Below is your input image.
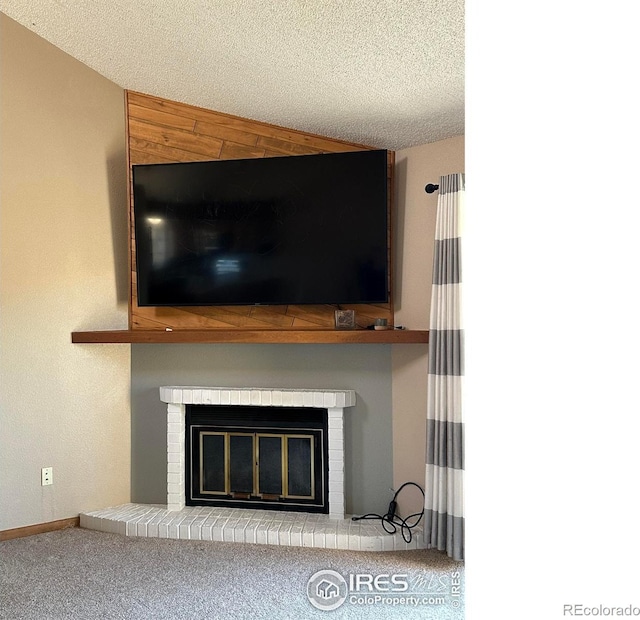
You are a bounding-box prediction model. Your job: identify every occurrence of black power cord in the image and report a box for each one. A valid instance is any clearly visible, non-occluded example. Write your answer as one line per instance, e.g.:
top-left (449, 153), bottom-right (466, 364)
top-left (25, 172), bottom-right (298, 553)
top-left (351, 481), bottom-right (426, 543)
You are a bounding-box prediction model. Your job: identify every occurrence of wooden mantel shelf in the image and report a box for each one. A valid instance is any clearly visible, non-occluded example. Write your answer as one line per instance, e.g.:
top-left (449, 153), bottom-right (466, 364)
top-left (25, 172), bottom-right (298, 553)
top-left (71, 329), bottom-right (429, 345)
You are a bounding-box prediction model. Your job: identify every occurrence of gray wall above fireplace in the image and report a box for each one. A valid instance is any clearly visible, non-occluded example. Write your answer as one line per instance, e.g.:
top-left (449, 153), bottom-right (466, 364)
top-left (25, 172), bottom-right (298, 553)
top-left (130, 344), bottom-right (394, 516)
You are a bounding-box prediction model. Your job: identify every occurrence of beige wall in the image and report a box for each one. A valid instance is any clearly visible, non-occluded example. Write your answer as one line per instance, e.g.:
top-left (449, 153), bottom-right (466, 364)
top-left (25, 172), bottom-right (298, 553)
top-left (0, 16), bottom-right (130, 530)
top-left (391, 136), bottom-right (465, 516)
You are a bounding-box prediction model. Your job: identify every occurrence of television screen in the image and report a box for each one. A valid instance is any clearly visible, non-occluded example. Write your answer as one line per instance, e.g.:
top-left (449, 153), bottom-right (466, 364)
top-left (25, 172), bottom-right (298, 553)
top-left (132, 149), bottom-right (389, 307)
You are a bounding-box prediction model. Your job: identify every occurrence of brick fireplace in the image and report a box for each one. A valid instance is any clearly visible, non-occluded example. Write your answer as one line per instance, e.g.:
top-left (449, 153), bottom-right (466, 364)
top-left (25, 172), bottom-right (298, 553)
top-left (160, 386), bottom-right (354, 519)
top-left (80, 386), bottom-right (426, 551)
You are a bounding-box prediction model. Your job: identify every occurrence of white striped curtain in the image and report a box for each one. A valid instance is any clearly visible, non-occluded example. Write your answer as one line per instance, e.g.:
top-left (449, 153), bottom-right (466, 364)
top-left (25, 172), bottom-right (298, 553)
top-left (424, 173), bottom-right (465, 561)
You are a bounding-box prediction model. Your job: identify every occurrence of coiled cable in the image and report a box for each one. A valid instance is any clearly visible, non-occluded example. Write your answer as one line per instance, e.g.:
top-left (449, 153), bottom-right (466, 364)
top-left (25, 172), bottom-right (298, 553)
top-left (351, 481), bottom-right (425, 544)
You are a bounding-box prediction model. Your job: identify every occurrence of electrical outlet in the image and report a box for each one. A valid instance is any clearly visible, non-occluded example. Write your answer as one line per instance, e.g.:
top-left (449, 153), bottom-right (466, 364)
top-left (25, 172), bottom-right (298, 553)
top-left (41, 467), bottom-right (53, 486)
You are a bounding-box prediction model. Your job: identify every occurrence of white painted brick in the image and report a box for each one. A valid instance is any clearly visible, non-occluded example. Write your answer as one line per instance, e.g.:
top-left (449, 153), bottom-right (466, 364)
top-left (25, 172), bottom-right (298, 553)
top-left (179, 520), bottom-right (195, 539)
top-left (167, 442), bottom-right (183, 455)
top-left (167, 403), bottom-right (184, 415)
top-left (329, 428), bottom-right (343, 441)
top-left (99, 518), bottom-right (115, 535)
top-left (221, 390), bottom-right (231, 405)
top-left (81, 515), bottom-right (96, 529)
top-left (255, 525), bottom-right (268, 545)
top-left (244, 523), bottom-right (258, 544)
top-left (211, 521), bottom-right (225, 542)
top-left (200, 522), bottom-right (213, 541)
top-left (125, 521), bottom-right (138, 536)
top-left (393, 536), bottom-right (410, 551)
top-left (167, 494), bottom-right (184, 509)
top-left (250, 390), bottom-right (262, 405)
top-left (278, 525), bottom-right (291, 546)
top-left (326, 533), bottom-right (338, 549)
top-left (99, 517), bottom-right (115, 534)
top-left (222, 521), bottom-right (235, 542)
top-left (167, 450), bottom-right (184, 465)
top-left (267, 526), bottom-right (280, 545)
top-left (312, 531), bottom-right (326, 548)
top-left (323, 393), bottom-right (336, 408)
top-left (330, 499), bottom-right (345, 511)
top-left (233, 522), bottom-right (248, 543)
top-left (302, 530), bottom-right (314, 547)
top-left (361, 536), bottom-right (383, 552)
top-left (336, 532), bottom-right (349, 549)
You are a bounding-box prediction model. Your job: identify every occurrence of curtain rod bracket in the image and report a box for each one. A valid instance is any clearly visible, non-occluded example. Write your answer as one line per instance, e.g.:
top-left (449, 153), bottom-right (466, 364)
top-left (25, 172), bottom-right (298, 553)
top-left (425, 183), bottom-right (439, 194)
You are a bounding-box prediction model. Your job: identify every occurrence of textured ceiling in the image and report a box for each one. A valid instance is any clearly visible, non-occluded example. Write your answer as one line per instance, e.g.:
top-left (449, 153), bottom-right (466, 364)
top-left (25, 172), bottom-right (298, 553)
top-left (1, 0), bottom-right (464, 150)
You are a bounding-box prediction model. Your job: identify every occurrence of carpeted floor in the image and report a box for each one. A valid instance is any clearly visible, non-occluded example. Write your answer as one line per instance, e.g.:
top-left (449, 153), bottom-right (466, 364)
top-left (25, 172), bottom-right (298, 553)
top-left (0, 527), bottom-right (463, 619)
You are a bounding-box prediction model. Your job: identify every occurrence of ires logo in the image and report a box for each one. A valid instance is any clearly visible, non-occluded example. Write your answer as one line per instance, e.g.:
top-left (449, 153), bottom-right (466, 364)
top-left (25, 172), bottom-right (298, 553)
top-left (306, 570), bottom-right (456, 611)
top-left (307, 570), bottom-right (349, 610)
top-left (307, 571), bottom-right (409, 611)
top-left (348, 574), bottom-right (409, 592)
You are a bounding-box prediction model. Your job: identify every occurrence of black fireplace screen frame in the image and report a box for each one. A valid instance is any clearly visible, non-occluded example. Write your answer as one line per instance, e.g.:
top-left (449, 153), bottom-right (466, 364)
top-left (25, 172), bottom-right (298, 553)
top-left (185, 405), bottom-right (329, 513)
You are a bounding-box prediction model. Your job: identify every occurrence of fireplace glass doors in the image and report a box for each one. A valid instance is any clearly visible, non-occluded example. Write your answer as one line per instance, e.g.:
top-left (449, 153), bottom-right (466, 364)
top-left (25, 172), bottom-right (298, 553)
top-left (186, 405), bottom-right (328, 513)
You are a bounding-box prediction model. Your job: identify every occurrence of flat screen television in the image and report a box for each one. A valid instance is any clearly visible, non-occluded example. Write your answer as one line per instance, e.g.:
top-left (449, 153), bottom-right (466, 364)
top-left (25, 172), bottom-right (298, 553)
top-left (132, 149), bottom-right (389, 307)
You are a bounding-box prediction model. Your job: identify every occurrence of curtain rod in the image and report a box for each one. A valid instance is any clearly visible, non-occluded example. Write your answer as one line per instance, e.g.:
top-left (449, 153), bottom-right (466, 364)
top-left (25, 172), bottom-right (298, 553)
top-left (424, 183), bottom-right (439, 194)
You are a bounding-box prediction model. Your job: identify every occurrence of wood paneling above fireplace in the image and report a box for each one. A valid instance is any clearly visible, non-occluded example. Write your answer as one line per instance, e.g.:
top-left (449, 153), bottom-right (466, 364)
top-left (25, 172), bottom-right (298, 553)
top-left (125, 91), bottom-right (394, 332)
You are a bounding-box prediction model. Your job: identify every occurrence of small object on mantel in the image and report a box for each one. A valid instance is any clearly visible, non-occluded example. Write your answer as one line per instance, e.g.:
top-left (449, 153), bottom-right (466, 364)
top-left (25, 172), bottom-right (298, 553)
top-left (374, 318), bottom-right (388, 330)
top-left (165, 327), bottom-right (173, 331)
top-left (334, 309), bottom-right (356, 330)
